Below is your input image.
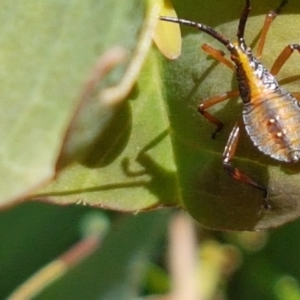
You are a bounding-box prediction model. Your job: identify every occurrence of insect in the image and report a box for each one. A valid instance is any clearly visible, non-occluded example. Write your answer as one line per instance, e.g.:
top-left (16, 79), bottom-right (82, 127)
top-left (160, 0), bottom-right (300, 209)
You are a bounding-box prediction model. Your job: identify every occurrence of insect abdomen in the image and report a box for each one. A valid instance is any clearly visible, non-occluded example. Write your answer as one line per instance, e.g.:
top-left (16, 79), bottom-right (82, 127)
top-left (243, 89), bottom-right (300, 162)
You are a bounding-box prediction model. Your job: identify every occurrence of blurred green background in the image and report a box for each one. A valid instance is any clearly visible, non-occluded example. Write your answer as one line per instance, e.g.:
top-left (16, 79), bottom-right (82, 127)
top-left (2, 203), bottom-right (300, 300)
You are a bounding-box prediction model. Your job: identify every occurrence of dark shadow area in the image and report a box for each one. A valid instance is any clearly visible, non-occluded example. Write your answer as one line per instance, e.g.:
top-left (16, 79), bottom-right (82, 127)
top-left (37, 129), bottom-right (179, 209)
top-left (82, 101), bottom-right (132, 168)
top-left (121, 129), bottom-right (178, 207)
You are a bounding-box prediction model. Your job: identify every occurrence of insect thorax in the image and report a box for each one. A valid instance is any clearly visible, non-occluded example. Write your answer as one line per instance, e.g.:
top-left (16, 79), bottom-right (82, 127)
top-left (233, 47), bottom-right (279, 105)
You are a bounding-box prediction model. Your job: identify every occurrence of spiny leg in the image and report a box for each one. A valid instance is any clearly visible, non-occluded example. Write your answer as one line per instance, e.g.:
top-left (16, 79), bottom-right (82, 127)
top-left (198, 90), bottom-right (239, 139)
top-left (201, 44), bottom-right (235, 71)
top-left (199, 44), bottom-right (237, 138)
top-left (271, 44), bottom-right (300, 76)
top-left (199, 42), bottom-right (238, 138)
top-left (256, 10), bottom-right (277, 58)
top-left (292, 92), bottom-right (300, 102)
top-left (256, 0), bottom-right (288, 58)
top-left (223, 122), bottom-right (269, 209)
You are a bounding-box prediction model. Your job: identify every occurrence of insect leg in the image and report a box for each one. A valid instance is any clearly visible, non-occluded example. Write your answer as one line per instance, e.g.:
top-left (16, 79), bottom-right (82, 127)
top-left (223, 121), bottom-right (269, 209)
top-left (271, 44), bottom-right (300, 76)
top-left (198, 90), bottom-right (239, 139)
top-left (256, 0), bottom-right (288, 58)
top-left (256, 11), bottom-right (277, 58)
top-left (201, 44), bottom-right (235, 70)
top-left (292, 92), bottom-right (300, 102)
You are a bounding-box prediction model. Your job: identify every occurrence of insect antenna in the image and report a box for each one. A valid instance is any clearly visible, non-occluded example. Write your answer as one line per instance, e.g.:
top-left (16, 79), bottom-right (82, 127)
top-left (275, 0), bottom-right (288, 14)
top-left (237, 0), bottom-right (251, 42)
top-left (159, 16), bottom-right (234, 52)
top-left (237, 0), bottom-right (287, 42)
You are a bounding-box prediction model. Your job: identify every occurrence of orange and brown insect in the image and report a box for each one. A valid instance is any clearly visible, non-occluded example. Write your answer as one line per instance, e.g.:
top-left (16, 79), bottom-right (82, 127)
top-left (160, 0), bottom-right (300, 209)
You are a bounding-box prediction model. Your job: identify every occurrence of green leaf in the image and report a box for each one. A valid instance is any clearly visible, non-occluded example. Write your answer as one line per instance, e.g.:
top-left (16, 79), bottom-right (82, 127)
top-left (4, 0), bottom-right (300, 230)
top-left (36, 46), bottom-right (179, 210)
top-left (0, 0), bottom-right (144, 204)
